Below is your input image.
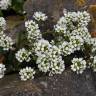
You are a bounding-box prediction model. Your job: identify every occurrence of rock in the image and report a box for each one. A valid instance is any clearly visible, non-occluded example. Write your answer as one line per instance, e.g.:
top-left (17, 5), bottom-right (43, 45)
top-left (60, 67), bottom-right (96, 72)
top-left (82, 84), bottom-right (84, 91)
top-left (4, 22), bottom-right (25, 42)
top-left (23, 0), bottom-right (96, 21)
top-left (24, 0), bottom-right (78, 22)
top-left (0, 69), bottom-right (96, 96)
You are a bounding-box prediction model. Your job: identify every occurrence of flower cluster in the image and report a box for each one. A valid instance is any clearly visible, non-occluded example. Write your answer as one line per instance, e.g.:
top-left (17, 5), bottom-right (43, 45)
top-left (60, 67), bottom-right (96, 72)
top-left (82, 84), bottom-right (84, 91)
top-left (90, 38), bottom-right (96, 53)
top-left (36, 44), bottom-right (65, 75)
top-left (58, 34), bottom-right (84, 56)
top-left (14, 10), bottom-right (96, 81)
top-left (15, 48), bottom-right (31, 63)
top-left (77, 11), bottom-right (91, 27)
top-left (0, 0), bottom-right (11, 10)
top-left (19, 67), bottom-right (35, 81)
top-left (71, 27), bottom-right (91, 44)
top-left (49, 53), bottom-right (65, 76)
top-left (33, 12), bottom-right (47, 21)
top-left (0, 32), bottom-right (13, 50)
top-left (64, 11), bottom-right (90, 29)
top-left (89, 56), bottom-right (96, 72)
top-left (36, 53), bottom-right (50, 73)
top-left (54, 10), bottom-right (91, 56)
top-left (69, 35), bottom-right (84, 51)
top-left (25, 20), bottom-right (42, 42)
top-left (71, 58), bottom-right (86, 74)
top-left (59, 41), bottom-right (74, 56)
top-left (54, 16), bottom-right (67, 36)
top-left (0, 17), bottom-right (6, 30)
top-left (0, 17), bottom-right (13, 51)
top-left (54, 11), bottom-right (90, 35)
top-left (0, 64), bottom-right (6, 79)
top-left (34, 39), bottom-right (52, 55)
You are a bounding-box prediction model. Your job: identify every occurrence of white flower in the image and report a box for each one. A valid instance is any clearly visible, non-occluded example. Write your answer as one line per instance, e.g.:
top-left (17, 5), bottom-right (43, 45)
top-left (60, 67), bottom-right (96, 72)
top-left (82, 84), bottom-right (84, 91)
top-left (15, 48), bottom-right (31, 63)
top-left (0, 64), bottom-right (6, 79)
top-left (90, 38), bottom-right (96, 53)
top-left (54, 16), bottom-right (67, 36)
top-left (25, 20), bottom-right (42, 42)
top-left (0, 32), bottom-right (13, 51)
top-left (0, 0), bottom-right (11, 10)
top-left (0, 17), bottom-right (6, 30)
top-left (71, 27), bottom-right (91, 44)
top-left (77, 11), bottom-right (91, 27)
top-left (71, 58), bottom-right (86, 74)
top-left (59, 41), bottom-right (74, 56)
top-left (90, 56), bottom-right (96, 72)
top-left (49, 55), bottom-right (65, 76)
top-left (34, 39), bottom-right (52, 55)
top-left (36, 53), bottom-right (50, 73)
top-left (58, 34), bottom-right (84, 56)
top-left (33, 12), bottom-right (47, 21)
top-left (19, 67), bottom-right (35, 81)
top-left (69, 35), bottom-right (84, 51)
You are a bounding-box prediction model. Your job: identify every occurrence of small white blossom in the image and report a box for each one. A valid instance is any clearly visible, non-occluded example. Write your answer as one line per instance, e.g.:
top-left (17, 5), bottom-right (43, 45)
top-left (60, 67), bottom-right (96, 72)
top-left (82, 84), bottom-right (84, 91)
top-left (33, 12), bottom-right (47, 21)
top-left (0, 17), bottom-right (6, 30)
top-left (36, 53), bottom-right (50, 73)
top-left (0, 0), bottom-right (11, 10)
top-left (77, 11), bottom-right (91, 27)
top-left (15, 48), bottom-right (31, 63)
top-left (71, 58), bottom-right (86, 74)
top-left (59, 41), bottom-right (74, 56)
top-left (0, 64), bottom-right (6, 79)
top-left (0, 32), bottom-right (13, 50)
top-left (54, 16), bottom-right (67, 35)
top-left (25, 20), bottom-right (42, 42)
top-left (19, 67), bottom-right (35, 81)
top-left (71, 27), bottom-right (91, 43)
top-left (90, 56), bottom-right (96, 72)
top-left (49, 55), bottom-right (65, 76)
top-left (90, 38), bottom-right (96, 53)
top-left (69, 35), bottom-right (84, 51)
top-left (34, 39), bottom-right (52, 55)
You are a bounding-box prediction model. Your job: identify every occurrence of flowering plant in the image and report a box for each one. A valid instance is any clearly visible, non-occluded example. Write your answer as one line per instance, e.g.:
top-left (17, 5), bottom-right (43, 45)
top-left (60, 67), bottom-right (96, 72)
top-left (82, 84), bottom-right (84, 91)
top-left (71, 58), bottom-right (86, 74)
top-left (19, 67), bottom-right (35, 81)
top-left (0, 9), bottom-right (96, 81)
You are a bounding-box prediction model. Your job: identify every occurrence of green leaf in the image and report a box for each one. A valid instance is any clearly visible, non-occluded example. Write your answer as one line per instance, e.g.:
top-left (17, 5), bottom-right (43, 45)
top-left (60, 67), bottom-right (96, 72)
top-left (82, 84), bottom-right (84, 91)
top-left (11, 0), bottom-right (25, 14)
top-left (0, 47), bottom-right (4, 54)
top-left (0, 10), bottom-right (3, 17)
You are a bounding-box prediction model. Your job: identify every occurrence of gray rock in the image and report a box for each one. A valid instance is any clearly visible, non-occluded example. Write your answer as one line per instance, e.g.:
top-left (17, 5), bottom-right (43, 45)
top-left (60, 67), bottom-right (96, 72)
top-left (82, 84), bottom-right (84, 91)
top-left (23, 0), bottom-right (77, 22)
top-left (0, 69), bottom-right (96, 96)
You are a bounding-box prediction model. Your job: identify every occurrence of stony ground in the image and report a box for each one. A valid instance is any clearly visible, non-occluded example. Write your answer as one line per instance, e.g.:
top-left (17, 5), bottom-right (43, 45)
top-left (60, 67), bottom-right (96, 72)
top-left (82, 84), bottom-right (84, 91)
top-left (0, 69), bottom-right (96, 96)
